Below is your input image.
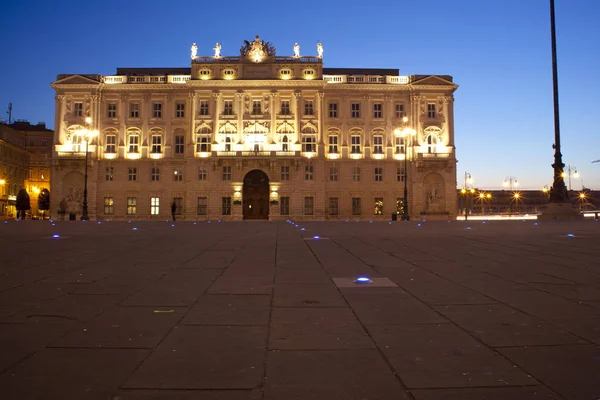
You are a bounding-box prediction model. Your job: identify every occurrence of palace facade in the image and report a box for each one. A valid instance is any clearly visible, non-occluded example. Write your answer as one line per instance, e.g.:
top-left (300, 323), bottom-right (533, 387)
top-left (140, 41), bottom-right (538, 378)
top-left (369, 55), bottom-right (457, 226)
top-left (50, 37), bottom-right (458, 221)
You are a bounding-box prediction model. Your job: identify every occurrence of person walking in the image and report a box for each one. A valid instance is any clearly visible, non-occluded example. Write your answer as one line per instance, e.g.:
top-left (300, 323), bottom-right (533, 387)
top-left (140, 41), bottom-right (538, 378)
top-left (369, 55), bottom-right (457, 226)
top-left (171, 201), bottom-right (176, 222)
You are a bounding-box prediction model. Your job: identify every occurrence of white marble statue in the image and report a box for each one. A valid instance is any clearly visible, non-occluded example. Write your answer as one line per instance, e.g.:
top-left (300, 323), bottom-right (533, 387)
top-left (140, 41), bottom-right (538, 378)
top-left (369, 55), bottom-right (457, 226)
top-left (190, 42), bottom-right (198, 59)
top-left (293, 42), bottom-right (300, 58)
top-left (317, 42), bottom-right (323, 58)
top-left (213, 42), bottom-right (221, 58)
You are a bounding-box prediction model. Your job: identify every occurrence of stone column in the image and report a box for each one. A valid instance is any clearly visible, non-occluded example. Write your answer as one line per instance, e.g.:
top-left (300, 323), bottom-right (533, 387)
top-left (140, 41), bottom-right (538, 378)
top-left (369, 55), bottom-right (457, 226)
top-left (119, 95), bottom-right (128, 158)
top-left (270, 91), bottom-right (278, 145)
top-left (54, 95), bottom-right (65, 145)
top-left (212, 91), bottom-right (220, 145)
top-left (236, 92), bottom-right (244, 145)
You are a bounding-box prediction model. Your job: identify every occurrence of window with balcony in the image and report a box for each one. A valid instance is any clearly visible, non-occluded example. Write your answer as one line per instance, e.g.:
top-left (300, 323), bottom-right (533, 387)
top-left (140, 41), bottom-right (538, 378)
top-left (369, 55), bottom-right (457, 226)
top-left (281, 135), bottom-right (289, 152)
top-left (196, 127), bottom-right (211, 153)
top-left (107, 103), bottom-right (117, 118)
top-left (224, 136), bottom-right (232, 152)
top-left (301, 127), bottom-right (316, 153)
top-left (373, 135), bottom-right (383, 154)
top-left (395, 136), bottom-right (405, 154)
top-left (128, 134), bottom-right (139, 153)
top-left (175, 135), bottom-right (185, 154)
top-left (105, 134), bottom-right (116, 154)
top-left (426, 133), bottom-right (438, 154)
top-left (328, 135), bottom-right (338, 154)
top-left (151, 134), bottom-right (162, 154)
top-left (373, 103), bottom-right (383, 118)
top-left (351, 103), bottom-right (361, 118)
top-left (351, 135), bottom-right (361, 154)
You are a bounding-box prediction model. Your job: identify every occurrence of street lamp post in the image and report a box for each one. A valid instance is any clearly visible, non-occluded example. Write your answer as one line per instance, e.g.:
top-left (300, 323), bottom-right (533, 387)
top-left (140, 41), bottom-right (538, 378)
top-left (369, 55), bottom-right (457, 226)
top-left (78, 117), bottom-right (98, 221)
top-left (461, 172), bottom-right (473, 220)
top-left (503, 176), bottom-right (518, 217)
top-left (394, 117), bottom-right (416, 221)
top-left (561, 164), bottom-right (579, 192)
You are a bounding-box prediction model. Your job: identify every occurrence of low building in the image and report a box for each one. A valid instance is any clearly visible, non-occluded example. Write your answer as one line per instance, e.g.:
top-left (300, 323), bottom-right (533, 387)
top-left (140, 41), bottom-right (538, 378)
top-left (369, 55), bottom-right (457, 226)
top-left (50, 36), bottom-right (458, 221)
top-left (0, 125), bottom-right (30, 218)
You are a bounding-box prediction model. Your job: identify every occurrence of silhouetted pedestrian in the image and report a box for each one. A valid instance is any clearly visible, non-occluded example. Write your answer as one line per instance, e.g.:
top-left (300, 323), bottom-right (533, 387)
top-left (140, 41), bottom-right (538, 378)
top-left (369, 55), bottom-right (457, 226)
top-left (171, 201), bottom-right (176, 221)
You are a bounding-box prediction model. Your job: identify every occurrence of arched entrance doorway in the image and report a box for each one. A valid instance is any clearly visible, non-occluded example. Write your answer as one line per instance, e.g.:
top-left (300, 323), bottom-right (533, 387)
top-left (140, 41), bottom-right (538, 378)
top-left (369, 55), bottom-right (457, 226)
top-left (243, 169), bottom-right (269, 220)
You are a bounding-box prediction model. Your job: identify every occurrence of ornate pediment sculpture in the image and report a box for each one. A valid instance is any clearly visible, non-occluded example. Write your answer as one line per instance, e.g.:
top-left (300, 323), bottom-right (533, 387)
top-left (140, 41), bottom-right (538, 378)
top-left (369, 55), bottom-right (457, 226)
top-left (240, 35), bottom-right (276, 61)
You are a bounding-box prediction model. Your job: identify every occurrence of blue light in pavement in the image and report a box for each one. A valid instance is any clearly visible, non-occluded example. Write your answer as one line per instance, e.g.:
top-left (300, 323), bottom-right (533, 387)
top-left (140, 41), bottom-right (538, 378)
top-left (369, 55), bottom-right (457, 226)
top-left (132, 227), bottom-right (138, 231)
top-left (313, 235), bottom-right (320, 239)
top-left (534, 222), bottom-right (539, 226)
top-left (369, 220), bottom-right (372, 223)
top-left (567, 233), bottom-right (574, 237)
top-left (52, 234), bottom-right (59, 238)
top-left (354, 276), bottom-right (373, 284)
top-left (193, 222), bottom-right (197, 225)
top-left (482, 221), bottom-right (486, 224)
top-left (171, 224), bottom-right (175, 227)
top-left (388, 222), bottom-right (392, 224)
top-left (301, 228), bottom-right (305, 231)
top-left (417, 223), bottom-right (421, 227)
top-left (51, 223), bottom-right (55, 226)
top-left (97, 221), bottom-right (101, 224)
top-left (208, 221), bottom-right (211, 223)
top-left (466, 227), bottom-right (471, 230)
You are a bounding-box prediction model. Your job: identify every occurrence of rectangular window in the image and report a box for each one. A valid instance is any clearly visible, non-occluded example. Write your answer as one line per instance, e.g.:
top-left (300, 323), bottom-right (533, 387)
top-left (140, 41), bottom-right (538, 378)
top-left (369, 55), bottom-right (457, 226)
top-left (351, 103), bottom-right (361, 118)
top-left (107, 103), bottom-right (117, 118)
top-left (130, 103), bottom-right (139, 118)
top-left (153, 103), bottom-right (162, 118)
top-left (127, 197), bottom-right (137, 215)
top-left (395, 103), bottom-right (405, 118)
top-left (222, 166), bottom-right (232, 181)
top-left (304, 165), bottom-right (313, 181)
top-left (175, 135), bottom-right (185, 154)
top-left (329, 197), bottom-right (339, 216)
top-left (304, 197), bottom-right (314, 215)
top-left (173, 197), bottom-right (183, 215)
top-left (104, 197), bottom-right (114, 214)
top-left (176, 103), bottom-right (185, 118)
top-left (304, 100), bottom-right (314, 115)
top-left (375, 167), bottom-right (383, 182)
top-left (329, 167), bottom-right (338, 182)
top-left (196, 135), bottom-right (211, 153)
top-left (198, 166), bottom-right (207, 180)
top-left (105, 166), bottom-right (114, 181)
top-left (301, 135), bottom-right (316, 153)
top-left (151, 167), bottom-right (160, 181)
top-left (105, 134), bottom-right (116, 153)
top-left (222, 197), bottom-right (231, 215)
top-left (328, 135), bottom-right (338, 154)
top-left (173, 169), bottom-right (183, 181)
top-left (280, 100), bottom-right (290, 115)
top-left (150, 197), bottom-right (160, 215)
top-left (374, 198), bottom-right (384, 215)
top-left (128, 135), bottom-right (139, 153)
top-left (151, 135), bottom-right (162, 153)
top-left (223, 100), bottom-right (233, 115)
top-left (373, 135), bottom-right (383, 154)
top-left (351, 135), bottom-right (361, 154)
top-left (252, 100), bottom-right (262, 115)
top-left (328, 102), bottom-right (338, 118)
top-left (280, 166), bottom-right (290, 181)
top-left (41, 140), bottom-right (47, 147)
top-left (199, 100), bottom-right (209, 116)
top-left (352, 167), bottom-right (360, 182)
top-left (352, 197), bottom-right (362, 216)
top-left (397, 167), bottom-right (405, 182)
top-left (395, 136), bottom-right (405, 154)
top-left (427, 103), bottom-right (436, 118)
top-left (197, 197), bottom-right (207, 216)
top-left (280, 197), bottom-right (290, 215)
top-left (373, 103), bottom-right (383, 118)
top-left (128, 167), bottom-right (137, 181)
top-left (74, 102), bottom-right (83, 117)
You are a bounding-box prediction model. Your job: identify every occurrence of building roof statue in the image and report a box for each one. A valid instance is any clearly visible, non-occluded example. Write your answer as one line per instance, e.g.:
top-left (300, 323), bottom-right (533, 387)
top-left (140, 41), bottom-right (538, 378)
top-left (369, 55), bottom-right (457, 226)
top-left (317, 42), bottom-right (323, 58)
top-left (293, 42), bottom-right (300, 58)
top-left (190, 43), bottom-right (198, 60)
top-left (213, 42), bottom-right (221, 58)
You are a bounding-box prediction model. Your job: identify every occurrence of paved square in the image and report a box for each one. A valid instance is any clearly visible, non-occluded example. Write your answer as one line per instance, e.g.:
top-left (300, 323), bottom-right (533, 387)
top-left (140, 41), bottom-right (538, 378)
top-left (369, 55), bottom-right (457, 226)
top-left (0, 219), bottom-right (599, 399)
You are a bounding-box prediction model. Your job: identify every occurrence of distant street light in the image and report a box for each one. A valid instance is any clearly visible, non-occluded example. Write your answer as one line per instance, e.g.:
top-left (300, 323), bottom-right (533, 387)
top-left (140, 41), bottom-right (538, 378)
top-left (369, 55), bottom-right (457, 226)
top-left (77, 117), bottom-right (98, 221)
top-left (560, 165), bottom-right (579, 191)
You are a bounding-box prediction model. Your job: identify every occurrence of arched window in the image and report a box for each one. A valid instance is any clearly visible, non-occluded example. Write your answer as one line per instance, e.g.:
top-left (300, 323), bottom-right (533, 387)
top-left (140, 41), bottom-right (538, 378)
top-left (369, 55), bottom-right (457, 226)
top-left (104, 129), bottom-right (117, 154)
top-left (127, 129), bottom-right (141, 154)
top-left (301, 125), bottom-right (316, 153)
top-left (350, 129), bottom-right (362, 154)
top-left (196, 126), bottom-right (212, 153)
top-left (150, 129), bottom-right (163, 154)
top-left (282, 135), bottom-right (289, 152)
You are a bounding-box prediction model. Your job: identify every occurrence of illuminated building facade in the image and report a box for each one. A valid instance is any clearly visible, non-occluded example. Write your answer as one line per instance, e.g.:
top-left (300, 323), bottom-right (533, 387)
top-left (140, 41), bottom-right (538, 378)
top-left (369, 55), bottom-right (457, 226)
top-left (50, 36), bottom-right (458, 221)
top-left (0, 124), bottom-right (30, 218)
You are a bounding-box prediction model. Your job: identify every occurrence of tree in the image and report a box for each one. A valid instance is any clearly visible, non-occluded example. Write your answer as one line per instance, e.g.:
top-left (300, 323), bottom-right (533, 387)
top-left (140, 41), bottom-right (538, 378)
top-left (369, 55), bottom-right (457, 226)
top-left (16, 189), bottom-right (31, 220)
top-left (38, 189), bottom-right (50, 219)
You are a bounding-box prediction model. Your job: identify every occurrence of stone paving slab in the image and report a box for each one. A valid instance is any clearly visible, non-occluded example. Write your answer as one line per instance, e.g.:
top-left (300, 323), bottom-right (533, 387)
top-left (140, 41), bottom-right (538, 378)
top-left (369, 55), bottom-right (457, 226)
top-left (0, 219), bottom-right (599, 399)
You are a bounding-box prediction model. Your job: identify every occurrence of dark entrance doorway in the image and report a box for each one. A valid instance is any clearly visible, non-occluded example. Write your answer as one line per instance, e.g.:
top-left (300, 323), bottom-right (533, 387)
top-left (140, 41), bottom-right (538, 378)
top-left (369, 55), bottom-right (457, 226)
top-left (243, 169), bottom-right (269, 220)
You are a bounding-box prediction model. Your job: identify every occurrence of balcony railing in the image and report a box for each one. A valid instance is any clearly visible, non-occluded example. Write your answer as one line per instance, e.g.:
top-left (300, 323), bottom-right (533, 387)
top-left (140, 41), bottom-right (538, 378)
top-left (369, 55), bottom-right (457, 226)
top-left (324, 75), bottom-right (409, 84)
top-left (103, 75), bottom-right (190, 84)
top-left (193, 56), bottom-right (321, 63)
top-left (419, 153), bottom-right (451, 159)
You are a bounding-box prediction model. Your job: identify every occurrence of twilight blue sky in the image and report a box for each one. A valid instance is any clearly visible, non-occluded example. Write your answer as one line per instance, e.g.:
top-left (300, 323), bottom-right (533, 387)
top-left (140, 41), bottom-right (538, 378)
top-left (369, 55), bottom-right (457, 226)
top-left (1, 0), bottom-right (599, 190)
